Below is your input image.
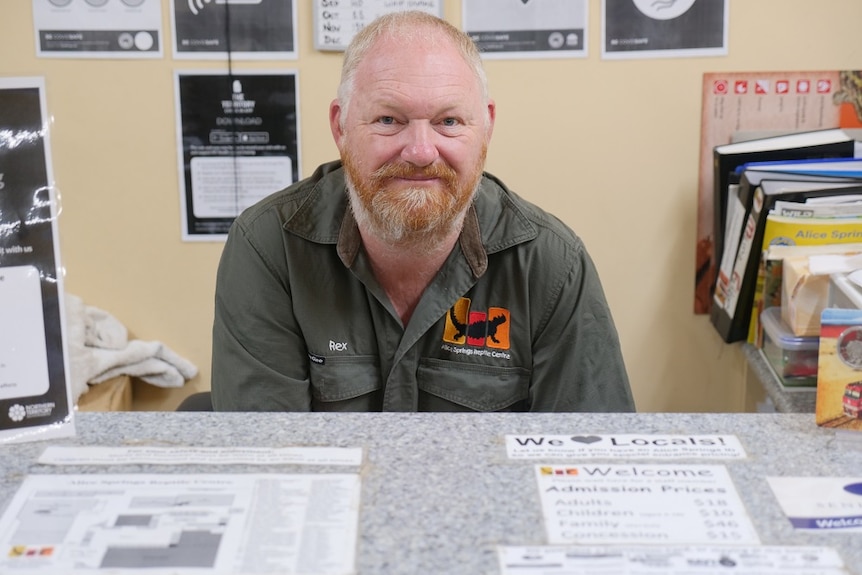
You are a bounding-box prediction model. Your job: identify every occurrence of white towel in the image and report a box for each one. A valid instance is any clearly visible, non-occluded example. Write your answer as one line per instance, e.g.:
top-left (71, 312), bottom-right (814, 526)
top-left (64, 294), bottom-right (90, 401)
top-left (64, 293), bottom-right (198, 401)
top-left (88, 340), bottom-right (198, 388)
top-left (83, 303), bottom-right (128, 350)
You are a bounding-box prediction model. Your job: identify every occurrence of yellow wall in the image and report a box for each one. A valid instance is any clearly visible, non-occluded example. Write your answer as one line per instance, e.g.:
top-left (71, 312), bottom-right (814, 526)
top-left (2, 0), bottom-right (860, 411)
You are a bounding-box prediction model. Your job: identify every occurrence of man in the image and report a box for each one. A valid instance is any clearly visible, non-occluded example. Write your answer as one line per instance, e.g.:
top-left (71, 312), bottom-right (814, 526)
top-left (211, 11), bottom-right (635, 412)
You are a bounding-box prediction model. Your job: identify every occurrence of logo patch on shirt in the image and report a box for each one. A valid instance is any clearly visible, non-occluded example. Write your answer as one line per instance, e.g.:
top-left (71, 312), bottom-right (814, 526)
top-left (443, 297), bottom-right (510, 350)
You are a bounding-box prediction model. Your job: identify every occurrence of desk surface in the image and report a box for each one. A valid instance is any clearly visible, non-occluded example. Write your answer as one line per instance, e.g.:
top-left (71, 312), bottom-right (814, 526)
top-left (2, 412), bottom-right (860, 574)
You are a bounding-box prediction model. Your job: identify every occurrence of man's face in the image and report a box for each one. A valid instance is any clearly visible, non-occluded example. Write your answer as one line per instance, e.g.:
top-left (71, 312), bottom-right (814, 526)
top-left (330, 34), bottom-right (495, 246)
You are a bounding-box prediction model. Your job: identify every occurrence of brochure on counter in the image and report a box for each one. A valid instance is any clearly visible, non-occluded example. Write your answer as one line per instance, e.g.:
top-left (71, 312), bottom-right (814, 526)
top-left (0, 473), bottom-right (360, 575)
top-left (498, 544), bottom-right (849, 574)
top-left (38, 445), bottom-right (364, 467)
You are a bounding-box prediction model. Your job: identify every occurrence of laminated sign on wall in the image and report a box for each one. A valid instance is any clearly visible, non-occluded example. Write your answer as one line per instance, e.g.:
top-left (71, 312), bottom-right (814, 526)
top-left (0, 76), bottom-right (75, 444)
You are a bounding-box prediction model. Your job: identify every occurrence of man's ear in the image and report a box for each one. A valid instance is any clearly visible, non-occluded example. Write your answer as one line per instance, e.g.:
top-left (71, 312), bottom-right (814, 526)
top-left (485, 99), bottom-right (497, 142)
top-left (329, 99), bottom-right (344, 148)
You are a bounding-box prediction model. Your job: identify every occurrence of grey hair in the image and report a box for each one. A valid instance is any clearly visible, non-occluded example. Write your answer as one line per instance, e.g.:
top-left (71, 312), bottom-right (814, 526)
top-left (336, 11), bottom-right (489, 128)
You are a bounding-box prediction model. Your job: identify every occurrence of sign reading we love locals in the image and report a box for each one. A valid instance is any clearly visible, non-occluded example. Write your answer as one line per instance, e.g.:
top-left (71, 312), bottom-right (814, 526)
top-left (505, 434), bottom-right (746, 460)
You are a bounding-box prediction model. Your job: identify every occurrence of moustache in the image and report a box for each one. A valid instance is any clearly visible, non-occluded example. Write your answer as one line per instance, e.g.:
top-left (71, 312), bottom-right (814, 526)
top-left (370, 162), bottom-right (458, 184)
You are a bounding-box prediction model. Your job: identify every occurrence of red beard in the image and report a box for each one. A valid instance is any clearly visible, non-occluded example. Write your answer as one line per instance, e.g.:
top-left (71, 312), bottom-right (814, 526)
top-left (342, 148), bottom-right (486, 245)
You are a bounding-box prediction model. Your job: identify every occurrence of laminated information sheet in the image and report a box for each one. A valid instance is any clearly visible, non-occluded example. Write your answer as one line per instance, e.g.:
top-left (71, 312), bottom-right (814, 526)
top-left (506, 434), bottom-right (746, 460)
top-left (499, 545), bottom-right (849, 574)
top-left (767, 476), bottom-right (862, 532)
top-left (535, 463), bottom-right (759, 545)
top-left (38, 446), bottom-right (363, 466)
top-left (0, 473), bottom-right (360, 574)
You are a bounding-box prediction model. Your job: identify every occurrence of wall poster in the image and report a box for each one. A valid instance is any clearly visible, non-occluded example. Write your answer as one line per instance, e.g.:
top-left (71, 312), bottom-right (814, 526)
top-left (32, 0), bottom-right (163, 58)
top-left (174, 71), bottom-right (300, 241)
top-left (602, 0), bottom-right (727, 60)
top-left (171, 0), bottom-right (296, 59)
top-left (462, 0), bottom-right (588, 60)
top-left (313, 0), bottom-right (442, 52)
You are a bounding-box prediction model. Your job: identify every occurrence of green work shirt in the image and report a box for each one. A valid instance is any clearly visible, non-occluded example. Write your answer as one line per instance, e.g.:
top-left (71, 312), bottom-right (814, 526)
top-left (212, 161), bottom-right (634, 412)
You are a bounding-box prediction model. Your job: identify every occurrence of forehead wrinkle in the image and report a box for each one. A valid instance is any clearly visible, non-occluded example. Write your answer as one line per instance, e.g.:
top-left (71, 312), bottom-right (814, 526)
top-left (372, 76), bottom-right (472, 106)
top-left (354, 59), bottom-right (481, 122)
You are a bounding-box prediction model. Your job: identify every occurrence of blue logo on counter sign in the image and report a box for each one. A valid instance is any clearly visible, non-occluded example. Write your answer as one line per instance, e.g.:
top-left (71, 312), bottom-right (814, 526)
top-left (843, 482), bottom-right (862, 496)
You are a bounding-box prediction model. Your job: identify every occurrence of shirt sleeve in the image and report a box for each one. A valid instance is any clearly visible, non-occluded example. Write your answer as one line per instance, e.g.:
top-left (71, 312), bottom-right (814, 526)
top-left (211, 215), bottom-right (312, 411)
top-left (527, 241), bottom-right (636, 413)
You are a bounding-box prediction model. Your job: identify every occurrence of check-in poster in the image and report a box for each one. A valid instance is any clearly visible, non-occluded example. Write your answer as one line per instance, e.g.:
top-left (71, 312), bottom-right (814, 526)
top-left (463, 0), bottom-right (588, 60)
top-left (175, 71), bottom-right (300, 241)
top-left (0, 77), bottom-right (75, 444)
top-left (32, 0), bottom-right (163, 58)
top-left (172, 0), bottom-right (296, 59)
top-left (602, 0), bottom-right (727, 59)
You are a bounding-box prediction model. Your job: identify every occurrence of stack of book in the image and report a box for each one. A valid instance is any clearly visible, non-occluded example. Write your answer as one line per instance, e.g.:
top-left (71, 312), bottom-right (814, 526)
top-left (709, 128), bottom-right (862, 346)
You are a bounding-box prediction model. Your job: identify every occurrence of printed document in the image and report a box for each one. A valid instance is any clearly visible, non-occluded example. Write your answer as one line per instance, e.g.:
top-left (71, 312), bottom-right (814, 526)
top-left (0, 473), bottom-right (360, 574)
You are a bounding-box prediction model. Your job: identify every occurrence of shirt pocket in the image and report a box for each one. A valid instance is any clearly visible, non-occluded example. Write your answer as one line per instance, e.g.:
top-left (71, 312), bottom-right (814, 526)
top-left (309, 355), bottom-right (383, 410)
top-left (417, 358), bottom-right (530, 412)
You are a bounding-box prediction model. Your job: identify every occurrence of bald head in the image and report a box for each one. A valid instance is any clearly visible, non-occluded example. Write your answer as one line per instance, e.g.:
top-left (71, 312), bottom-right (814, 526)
top-left (336, 11), bottom-right (489, 128)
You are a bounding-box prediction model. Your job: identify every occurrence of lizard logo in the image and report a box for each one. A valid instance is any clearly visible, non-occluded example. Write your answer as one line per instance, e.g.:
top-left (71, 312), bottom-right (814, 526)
top-left (443, 297), bottom-right (510, 350)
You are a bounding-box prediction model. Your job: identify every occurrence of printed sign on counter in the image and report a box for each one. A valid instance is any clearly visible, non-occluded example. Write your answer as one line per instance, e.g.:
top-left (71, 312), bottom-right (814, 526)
top-left (499, 545), bottom-right (849, 574)
top-left (39, 445), bottom-right (364, 466)
top-left (0, 473), bottom-right (360, 574)
top-left (768, 476), bottom-right (862, 532)
top-left (536, 463), bottom-right (759, 545)
top-left (507, 434), bottom-right (746, 460)
top-left (0, 77), bottom-right (75, 444)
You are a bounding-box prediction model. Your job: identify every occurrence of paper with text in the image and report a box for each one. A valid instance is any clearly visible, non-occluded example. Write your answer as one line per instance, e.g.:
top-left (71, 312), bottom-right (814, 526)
top-left (536, 463), bottom-right (758, 545)
top-left (0, 473), bottom-right (360, 574)
top-left (499, 544), bottom-right (848, 574)
top-left (507, 434), bottom-right (746, 460)
top-left (38, 446), bottom-right (363, 466)
top-left (767, 476), bottom-right (862, 532)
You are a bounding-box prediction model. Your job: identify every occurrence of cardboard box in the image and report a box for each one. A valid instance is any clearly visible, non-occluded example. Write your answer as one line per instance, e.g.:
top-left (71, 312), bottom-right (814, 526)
top-left (77, 375), bottom-right (133, 412)
top-left (782, 255), bottom-right (831, 337)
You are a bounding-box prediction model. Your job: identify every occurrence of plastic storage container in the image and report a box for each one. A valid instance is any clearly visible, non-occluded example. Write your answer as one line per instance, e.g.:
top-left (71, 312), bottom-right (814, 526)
top-left (760, 306), bottom-right (820, 388)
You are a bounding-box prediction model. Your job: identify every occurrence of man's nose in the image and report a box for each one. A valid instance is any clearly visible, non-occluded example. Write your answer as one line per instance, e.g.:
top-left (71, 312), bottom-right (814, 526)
top-left (400, 122), bottom-right (440, 167)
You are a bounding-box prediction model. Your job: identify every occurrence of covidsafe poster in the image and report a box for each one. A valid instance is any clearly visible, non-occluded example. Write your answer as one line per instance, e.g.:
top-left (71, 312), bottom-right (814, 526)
top-left (0, 76), bottom-right (75, 443)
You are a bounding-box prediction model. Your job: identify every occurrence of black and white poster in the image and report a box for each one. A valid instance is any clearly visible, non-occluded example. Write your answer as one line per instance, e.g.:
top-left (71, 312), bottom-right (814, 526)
top-left (462, 0), bottom-right (588, 60)
top-left (174, 71), bottom-right (300, 241)
top-left (602, 0), bottom-right (728, 59)
top-left (0, 77), bottom-right (75, 444)
top-left (313, 0), bottom-right (443, 52)
top-left (171, 0), bottom-right (296, 59)
top-left (32, 0), bottom-right (163, 58)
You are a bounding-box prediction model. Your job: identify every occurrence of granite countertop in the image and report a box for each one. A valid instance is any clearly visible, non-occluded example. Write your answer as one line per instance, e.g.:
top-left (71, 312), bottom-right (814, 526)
top-left (1, 412), bottom-right (860, 574)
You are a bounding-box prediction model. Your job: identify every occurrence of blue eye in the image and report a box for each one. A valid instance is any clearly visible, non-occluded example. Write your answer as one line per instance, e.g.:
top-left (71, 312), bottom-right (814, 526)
top-left (378, 116), bottom-right (395, 125)
top-left (441, 118), bottom-right (458, 127)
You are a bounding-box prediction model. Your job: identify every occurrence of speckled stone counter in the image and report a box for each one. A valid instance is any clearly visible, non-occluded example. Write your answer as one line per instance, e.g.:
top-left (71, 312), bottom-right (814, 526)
top-left (1, 412), bottom-right (860, 574)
